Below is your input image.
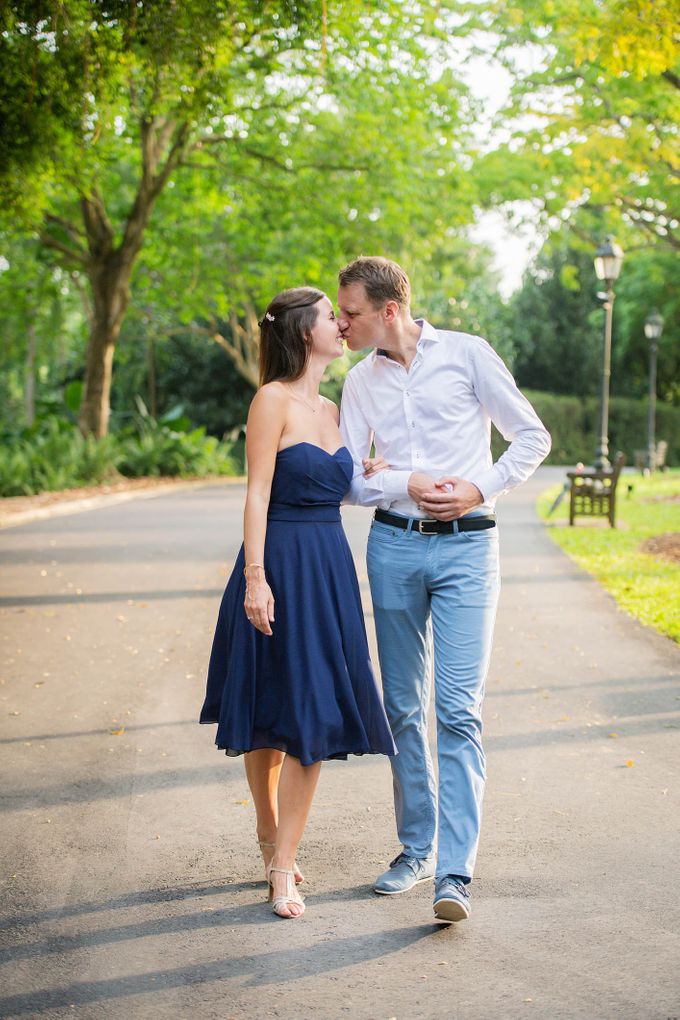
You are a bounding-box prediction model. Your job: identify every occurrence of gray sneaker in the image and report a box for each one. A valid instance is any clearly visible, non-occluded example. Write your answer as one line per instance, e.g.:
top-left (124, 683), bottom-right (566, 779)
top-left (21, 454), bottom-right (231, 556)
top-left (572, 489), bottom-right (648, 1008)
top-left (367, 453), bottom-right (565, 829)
top-left (433, 875), bottom-right (471, 922)
top-left (373, 852), bottom-right (436, 895)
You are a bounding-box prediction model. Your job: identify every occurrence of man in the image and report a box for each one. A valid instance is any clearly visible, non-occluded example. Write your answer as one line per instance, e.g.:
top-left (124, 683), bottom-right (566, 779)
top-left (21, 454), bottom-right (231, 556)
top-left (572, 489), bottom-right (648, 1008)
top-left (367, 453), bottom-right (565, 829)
top-left (337, 256), bottom-right (550, 923)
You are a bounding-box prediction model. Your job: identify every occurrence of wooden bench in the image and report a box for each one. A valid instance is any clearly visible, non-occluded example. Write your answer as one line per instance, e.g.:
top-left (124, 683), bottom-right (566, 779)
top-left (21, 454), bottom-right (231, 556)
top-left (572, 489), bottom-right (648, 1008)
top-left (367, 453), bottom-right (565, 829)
top-left (567, 452), bottom-right (626, 528)
top-left (634, 440), bottom-right (668, 474)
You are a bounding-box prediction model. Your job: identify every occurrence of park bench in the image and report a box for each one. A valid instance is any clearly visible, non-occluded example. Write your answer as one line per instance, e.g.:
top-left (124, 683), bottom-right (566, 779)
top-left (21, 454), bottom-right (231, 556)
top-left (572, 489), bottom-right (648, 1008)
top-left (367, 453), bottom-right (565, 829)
top-left (567, 452), bottom-right (626, 528)
top-left (633, 440), bottom-right (668, 474)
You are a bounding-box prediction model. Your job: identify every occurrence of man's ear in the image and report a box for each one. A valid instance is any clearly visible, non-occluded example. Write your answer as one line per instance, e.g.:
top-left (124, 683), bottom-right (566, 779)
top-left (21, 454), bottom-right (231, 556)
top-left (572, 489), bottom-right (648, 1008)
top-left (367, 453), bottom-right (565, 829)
top-left (383, 300), bottom-right (400, 322)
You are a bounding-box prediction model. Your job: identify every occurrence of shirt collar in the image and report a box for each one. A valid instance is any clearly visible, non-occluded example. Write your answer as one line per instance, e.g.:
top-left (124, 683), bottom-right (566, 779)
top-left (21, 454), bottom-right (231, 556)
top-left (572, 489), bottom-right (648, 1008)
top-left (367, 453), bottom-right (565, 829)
top-left (374, 319), bottom-right (440, 360)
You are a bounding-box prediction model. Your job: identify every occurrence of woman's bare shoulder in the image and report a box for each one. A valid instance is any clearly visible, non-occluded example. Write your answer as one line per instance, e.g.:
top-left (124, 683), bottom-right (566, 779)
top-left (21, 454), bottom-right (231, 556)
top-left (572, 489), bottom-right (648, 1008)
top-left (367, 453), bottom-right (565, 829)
top-left (321, 394), bottom-right (339, 423)
top-left (251, 381), bottom-right (290, 409)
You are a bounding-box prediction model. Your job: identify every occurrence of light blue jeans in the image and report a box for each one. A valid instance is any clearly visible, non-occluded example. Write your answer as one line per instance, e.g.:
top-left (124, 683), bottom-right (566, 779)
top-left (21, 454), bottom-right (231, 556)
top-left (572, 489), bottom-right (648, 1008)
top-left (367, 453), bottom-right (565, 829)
top-left (366, 516), bottom-right (500, 881)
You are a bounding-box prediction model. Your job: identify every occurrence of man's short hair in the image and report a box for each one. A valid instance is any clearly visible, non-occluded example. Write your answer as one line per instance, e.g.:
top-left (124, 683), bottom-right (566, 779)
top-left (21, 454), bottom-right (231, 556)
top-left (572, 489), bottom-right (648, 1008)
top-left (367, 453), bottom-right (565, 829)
top-left (338, 256), bottom-right (411, 308)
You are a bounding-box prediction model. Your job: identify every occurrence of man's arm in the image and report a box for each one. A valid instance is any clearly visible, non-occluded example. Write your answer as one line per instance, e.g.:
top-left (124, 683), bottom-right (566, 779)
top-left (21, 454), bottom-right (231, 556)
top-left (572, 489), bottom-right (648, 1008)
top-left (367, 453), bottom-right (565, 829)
top-left (339, 370), bottom-right (412, 507)
top-left (465, 337), bottom-right (551, 501)
top-left (420, 337), bottom-right (551, 520)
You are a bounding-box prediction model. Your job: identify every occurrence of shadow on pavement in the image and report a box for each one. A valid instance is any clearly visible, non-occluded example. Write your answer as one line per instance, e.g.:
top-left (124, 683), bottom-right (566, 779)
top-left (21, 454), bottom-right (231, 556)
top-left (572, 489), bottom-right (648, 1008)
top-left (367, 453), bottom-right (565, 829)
top-left (0, 921), bottom-right (440, 1015)
top-left (0, 589), bottom-right (222, 609)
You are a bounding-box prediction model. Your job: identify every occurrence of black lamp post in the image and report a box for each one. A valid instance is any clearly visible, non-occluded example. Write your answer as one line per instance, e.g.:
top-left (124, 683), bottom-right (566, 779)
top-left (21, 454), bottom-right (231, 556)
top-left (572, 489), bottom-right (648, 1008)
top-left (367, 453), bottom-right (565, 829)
top-left (593, 235), bottom-right (624, 470)
top-left (644, 309), bottom-right (664, 472)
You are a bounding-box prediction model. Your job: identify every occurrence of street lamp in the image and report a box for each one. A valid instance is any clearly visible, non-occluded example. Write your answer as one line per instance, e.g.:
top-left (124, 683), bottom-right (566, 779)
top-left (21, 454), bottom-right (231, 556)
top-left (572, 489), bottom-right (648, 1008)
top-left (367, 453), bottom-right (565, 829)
top-left (593, 235), bottom-right (624, 469)
top-left (644, 309), bottom-right (664, 472)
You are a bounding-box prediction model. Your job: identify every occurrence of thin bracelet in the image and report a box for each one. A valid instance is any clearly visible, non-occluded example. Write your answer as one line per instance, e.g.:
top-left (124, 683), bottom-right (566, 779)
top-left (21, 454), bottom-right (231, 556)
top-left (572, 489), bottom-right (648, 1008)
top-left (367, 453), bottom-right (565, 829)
top-left (244, 563), bottom-right (264, 574)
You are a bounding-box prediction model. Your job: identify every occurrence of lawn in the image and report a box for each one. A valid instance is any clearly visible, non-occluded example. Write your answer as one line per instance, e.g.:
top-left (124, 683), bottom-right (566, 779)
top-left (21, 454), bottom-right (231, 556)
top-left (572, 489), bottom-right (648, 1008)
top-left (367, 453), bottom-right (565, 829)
top-left (537, 468), bottom-right (680, 643)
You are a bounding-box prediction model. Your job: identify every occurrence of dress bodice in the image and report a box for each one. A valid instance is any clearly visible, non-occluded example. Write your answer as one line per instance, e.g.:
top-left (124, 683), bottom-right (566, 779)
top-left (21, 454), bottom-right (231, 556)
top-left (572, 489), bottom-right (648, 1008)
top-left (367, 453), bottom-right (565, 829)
top-left (267, 442), bottom-right (353, 522)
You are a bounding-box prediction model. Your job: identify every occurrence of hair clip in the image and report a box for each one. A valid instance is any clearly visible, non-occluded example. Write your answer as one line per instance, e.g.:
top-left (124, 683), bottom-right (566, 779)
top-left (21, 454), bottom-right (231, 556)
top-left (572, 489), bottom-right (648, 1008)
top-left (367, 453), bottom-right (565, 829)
top-left (265, 311), bottom-right (276, 322)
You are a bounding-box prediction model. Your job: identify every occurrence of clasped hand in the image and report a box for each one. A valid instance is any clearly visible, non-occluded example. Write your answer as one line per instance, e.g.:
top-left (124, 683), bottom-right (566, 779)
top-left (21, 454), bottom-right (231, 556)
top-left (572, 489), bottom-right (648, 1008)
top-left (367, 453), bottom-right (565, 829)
top-left (408, 472), bottom-right (483, 521)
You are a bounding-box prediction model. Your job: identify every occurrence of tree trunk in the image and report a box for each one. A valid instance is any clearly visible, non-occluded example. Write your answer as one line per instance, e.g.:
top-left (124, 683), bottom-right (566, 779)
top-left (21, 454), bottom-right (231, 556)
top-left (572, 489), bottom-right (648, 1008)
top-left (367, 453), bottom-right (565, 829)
top-left (24, 320), bottom-right (37, 426)
top-left (78, 257), bottom-right (133, 438)
top-left (147, 328), bottom-right (157, 419)
top-left (75, 119), bottom-right (190, 437)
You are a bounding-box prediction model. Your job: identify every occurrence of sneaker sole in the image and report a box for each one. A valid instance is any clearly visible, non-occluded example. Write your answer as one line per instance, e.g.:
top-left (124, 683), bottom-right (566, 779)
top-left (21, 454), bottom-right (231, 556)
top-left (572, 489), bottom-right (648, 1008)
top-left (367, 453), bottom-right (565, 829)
top-left (373, 875), bottom-right (435, 896)
top-left (433, 897), bottom-right (470, 922)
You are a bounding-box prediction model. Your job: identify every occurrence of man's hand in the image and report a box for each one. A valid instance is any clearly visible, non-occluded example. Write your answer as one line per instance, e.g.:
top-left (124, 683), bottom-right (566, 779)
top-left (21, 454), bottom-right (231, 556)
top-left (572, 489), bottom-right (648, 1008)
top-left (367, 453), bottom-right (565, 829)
top-left (419, 477), bottom-right (483, 521)
top-left (407, 472), bottom-right (439, 505)
top-left (363, 455), bottom-right (389, 478)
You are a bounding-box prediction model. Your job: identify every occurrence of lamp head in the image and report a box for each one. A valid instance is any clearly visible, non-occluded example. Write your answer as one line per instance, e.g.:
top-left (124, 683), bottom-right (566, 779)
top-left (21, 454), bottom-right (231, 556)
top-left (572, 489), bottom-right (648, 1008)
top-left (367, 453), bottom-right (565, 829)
top-left (594, 235), bottom-right (624, 285)
top-left (644, 310), bottom-right (664, 341)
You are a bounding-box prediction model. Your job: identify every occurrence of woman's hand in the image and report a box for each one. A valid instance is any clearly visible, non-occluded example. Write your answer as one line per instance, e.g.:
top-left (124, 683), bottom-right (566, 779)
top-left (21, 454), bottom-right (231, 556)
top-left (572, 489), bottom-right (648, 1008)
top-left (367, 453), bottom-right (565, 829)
top-left (362, 455), bottom-right (389, 477)
top-left (244, 570), bottom-right (275, 636)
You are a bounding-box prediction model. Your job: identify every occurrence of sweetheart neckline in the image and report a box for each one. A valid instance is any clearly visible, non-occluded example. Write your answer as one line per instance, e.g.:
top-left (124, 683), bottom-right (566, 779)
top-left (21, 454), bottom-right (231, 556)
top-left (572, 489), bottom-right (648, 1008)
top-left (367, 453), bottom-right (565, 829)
top-left (277, 441), bottom-right (349, 458)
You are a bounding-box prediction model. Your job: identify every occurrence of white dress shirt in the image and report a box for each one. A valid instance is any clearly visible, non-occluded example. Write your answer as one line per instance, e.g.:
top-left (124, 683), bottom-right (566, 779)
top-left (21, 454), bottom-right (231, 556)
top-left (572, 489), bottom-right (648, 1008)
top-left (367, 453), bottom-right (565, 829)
top-left (339, 319), bottom-right (551, 516)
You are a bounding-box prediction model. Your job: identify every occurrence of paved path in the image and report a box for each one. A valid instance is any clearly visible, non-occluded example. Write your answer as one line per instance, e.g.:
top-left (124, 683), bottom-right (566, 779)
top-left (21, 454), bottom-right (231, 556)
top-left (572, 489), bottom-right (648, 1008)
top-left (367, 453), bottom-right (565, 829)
top-left (1, 468), bottom-right (679, 1020)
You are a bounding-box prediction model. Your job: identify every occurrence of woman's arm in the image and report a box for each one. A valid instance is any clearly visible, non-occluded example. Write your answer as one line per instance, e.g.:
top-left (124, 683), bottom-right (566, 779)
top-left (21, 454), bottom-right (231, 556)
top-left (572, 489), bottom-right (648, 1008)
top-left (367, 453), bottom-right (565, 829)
top-left (243, 385), bottom-right (287, 636)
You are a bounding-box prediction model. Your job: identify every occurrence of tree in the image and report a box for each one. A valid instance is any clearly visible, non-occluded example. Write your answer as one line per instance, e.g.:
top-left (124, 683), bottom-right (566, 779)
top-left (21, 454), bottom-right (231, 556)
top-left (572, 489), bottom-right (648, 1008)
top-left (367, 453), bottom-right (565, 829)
top-left (507, 240), bottom-right (602, 396)
top-left (3, 2), bottom-right (473, 436)
top-left (0, 233), bottom-right (85, 428)
top-left (469, 0), bottom-right (679, 250)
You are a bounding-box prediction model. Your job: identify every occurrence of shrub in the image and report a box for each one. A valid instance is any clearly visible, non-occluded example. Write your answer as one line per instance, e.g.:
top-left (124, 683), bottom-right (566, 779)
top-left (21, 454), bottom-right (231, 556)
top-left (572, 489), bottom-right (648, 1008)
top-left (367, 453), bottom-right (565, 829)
top-left (491, 391), bottom-right (680, 466)
top-left (0, 403), bottom-right (239, 497)
top-left (0, 418), bottom-right (119, 496)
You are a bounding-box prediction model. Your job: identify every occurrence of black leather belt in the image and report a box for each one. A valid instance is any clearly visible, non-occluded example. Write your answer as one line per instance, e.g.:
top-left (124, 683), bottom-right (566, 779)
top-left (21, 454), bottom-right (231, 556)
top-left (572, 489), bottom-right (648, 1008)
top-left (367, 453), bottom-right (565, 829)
top-left (374, 509), bottom-right (496, 535)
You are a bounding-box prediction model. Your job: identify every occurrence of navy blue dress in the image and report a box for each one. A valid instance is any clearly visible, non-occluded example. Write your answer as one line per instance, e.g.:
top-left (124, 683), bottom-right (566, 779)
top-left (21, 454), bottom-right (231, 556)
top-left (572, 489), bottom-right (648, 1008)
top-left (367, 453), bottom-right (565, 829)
top-left (200, 442), bottom-right (396, 766)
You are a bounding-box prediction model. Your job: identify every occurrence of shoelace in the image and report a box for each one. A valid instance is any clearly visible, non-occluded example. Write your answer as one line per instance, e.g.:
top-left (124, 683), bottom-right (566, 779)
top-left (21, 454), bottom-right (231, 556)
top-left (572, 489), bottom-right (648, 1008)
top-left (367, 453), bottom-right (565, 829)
top-left (389, 852), bottom-right (421, 875)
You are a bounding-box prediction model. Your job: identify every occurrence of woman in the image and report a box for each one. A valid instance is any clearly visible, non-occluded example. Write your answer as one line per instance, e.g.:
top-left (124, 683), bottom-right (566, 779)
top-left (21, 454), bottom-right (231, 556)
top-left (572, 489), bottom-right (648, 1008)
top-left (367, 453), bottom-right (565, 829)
top-left (200, 287), bottom-right (395, 919)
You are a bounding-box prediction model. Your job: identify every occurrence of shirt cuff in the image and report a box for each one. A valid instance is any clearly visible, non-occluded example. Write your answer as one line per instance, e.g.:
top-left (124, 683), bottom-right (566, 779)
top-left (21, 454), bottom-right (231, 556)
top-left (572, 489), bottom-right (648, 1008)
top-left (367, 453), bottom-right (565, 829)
top-left (381, 469), bottom-right (412, 502)
top-left (468, 467), bottom-right (506, 503)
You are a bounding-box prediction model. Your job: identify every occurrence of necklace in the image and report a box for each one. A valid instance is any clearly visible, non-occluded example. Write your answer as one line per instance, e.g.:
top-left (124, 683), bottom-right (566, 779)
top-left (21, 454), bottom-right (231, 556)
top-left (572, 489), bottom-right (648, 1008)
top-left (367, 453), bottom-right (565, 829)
top-left (286, 386), bottom-right (322, 414)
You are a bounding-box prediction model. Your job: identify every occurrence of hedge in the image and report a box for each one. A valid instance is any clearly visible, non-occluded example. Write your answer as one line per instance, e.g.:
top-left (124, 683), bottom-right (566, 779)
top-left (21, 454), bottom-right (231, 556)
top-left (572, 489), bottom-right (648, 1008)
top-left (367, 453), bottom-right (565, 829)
top-left (491, 391), bottom-right (680, 467)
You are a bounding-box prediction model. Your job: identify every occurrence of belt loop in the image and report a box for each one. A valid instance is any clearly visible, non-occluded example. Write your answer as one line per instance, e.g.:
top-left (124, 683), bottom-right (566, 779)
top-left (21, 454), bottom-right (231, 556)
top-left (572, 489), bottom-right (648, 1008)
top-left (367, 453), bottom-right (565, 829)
top-left (406, 517), bottom-right (414, 534)
top-left (452, 519), bottom-right (459, 535)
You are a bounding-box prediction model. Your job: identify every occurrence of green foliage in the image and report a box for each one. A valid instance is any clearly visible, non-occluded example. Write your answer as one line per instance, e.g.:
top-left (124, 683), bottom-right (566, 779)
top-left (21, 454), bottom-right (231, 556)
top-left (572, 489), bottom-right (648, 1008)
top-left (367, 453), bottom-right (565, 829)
top-left (538, 470), bottom-right (680, 643)
top-left (0, 405), bottom-right (238, 496)
top-left (115, 398), bottom-right (238, 478)
top-left (508, 241), bottom-right (603, 397)
top-left (111, 326), bottom-right (254, 438)
top-left (0, 418), bottom-right (119, 496)
top-left (473, 0), bottom-right (680, 251)
top-left (498, 391), bottom-right (680, 466)
top-left (504, 230), bottom-right (679, 406)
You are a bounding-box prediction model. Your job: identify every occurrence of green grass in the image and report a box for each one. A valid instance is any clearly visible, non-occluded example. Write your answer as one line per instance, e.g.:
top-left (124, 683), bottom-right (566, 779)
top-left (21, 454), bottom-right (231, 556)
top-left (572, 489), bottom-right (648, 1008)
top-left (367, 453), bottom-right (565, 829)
top-left (537, 469), bottom-right (680, 643)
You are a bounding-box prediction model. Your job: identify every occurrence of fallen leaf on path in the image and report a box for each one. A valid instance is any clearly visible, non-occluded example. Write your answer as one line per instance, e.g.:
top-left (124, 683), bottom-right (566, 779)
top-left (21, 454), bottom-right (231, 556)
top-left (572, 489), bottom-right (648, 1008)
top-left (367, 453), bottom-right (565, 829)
top-left (608, 732), bottom-right (618, 738)
top-left (234, 799), bottom-right (250, 805)
top-left (626, 760), bottom-right (634, 767)
top-left (110, 726), bottom-right (125, 735)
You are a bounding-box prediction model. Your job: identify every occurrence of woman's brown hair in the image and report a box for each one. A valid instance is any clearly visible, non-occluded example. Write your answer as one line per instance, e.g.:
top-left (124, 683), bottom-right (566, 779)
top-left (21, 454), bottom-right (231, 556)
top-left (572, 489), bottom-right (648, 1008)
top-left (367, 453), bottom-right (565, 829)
top-left (258, 287), bottom-right (326, 386)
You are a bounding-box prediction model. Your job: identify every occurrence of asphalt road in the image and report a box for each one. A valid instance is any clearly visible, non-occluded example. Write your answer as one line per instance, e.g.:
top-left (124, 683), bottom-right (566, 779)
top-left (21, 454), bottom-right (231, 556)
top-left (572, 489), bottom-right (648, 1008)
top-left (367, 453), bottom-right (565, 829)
top-left (1, 467), bottom-right (679, 1020)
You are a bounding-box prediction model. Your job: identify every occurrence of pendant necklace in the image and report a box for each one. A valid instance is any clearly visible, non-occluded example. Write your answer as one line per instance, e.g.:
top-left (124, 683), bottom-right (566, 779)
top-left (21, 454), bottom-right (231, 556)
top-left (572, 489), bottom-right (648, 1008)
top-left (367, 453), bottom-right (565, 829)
top-left (287, 387), bottom-right (321, 413)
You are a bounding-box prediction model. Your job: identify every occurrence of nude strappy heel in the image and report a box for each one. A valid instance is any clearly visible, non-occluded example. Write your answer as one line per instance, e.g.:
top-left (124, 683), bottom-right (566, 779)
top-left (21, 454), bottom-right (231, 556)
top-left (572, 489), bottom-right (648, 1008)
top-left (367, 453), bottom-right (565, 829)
top-left (258, 840), bottom-right (304, 885)
top-left (267, 866), bottom-right (305, 919)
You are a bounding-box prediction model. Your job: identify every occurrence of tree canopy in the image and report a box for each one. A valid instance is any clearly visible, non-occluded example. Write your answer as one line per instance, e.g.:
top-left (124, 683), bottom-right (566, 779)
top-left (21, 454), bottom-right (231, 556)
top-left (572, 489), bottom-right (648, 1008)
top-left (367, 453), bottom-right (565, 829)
top-left (0, 0), bottom-right (677, 459)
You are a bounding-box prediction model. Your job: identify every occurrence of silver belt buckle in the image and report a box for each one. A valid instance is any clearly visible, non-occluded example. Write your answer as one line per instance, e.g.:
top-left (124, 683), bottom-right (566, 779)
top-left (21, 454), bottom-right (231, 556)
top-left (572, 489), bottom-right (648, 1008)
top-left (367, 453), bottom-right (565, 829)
top-left (417, 518), bottom-right (438, 535)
